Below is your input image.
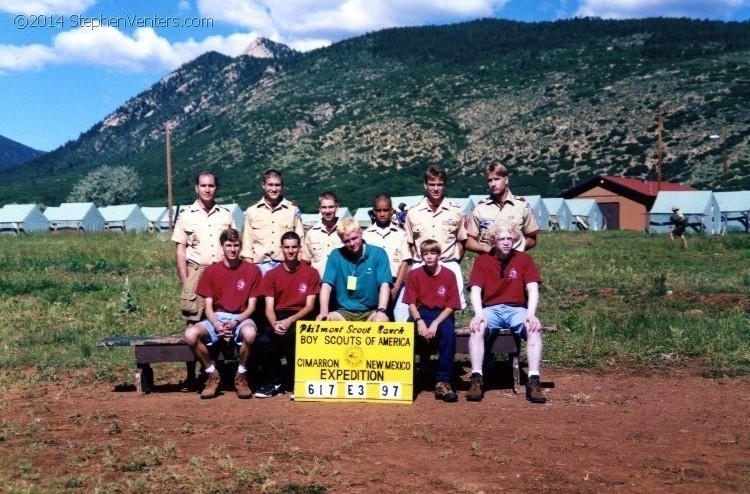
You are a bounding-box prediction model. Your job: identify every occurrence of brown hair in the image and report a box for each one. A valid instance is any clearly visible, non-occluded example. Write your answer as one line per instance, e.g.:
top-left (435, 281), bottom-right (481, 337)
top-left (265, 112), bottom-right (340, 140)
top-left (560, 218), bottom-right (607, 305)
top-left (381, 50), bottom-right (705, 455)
top-left (424, 166), bottom-right (447, 184)
top-left (419, 239), bottom-right (442, 255)
top-left (219, 228), bottom-right (241, 244)
top-left (485, 162), bottom-right (508, 178)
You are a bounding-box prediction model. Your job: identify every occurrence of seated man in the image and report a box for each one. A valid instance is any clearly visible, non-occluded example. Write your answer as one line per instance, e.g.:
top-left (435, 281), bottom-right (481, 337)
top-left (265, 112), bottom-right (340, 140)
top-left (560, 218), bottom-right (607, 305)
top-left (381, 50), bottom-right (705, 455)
top-left (317, 218), bottom-right (392, 322)
top-left (184, 228), bottom-right (262, 399)
top-left (466, 220), bottom-right (546, 404)
top-left (256, 232), bottom-right (320, 398)
top-left (403, 239), bottom-right (461, 402)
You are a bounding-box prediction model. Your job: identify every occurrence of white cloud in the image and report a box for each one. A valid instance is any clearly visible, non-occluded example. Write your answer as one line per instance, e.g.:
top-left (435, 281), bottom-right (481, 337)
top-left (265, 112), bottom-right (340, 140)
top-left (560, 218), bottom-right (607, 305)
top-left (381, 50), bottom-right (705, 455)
top-left (197, 0), bottom-right (507, 46)
top-left (575, 0), bottom-right (750, 19)
top-left (178, 0), bottom-right (191, 12)
top-left (0, 26), bottom-right (260, 73)
top-left (0, 0), bottom-right (97, 15)
top-left (0, 43), bottom-right (56, 71)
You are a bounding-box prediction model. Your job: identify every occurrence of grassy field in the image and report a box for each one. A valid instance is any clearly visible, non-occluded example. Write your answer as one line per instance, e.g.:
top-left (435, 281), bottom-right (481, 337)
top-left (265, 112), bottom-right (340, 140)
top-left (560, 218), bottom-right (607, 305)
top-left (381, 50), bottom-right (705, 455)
top-left (0, 230), bottom-right (748, 385)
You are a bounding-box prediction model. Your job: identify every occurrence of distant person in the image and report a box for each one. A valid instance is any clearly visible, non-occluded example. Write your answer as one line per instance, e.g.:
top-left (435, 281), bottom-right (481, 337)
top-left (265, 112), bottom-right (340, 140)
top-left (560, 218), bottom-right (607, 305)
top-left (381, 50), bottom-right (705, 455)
top-left (363, 193), bottom-right (411, 321)
top-left (466, 162), bottom-right (539, 253)
top-left (403, 239), bottom-right (461, 402)
top-left (396, 203), bottom-right (407, 227)
top-left (172, 171), bottom-right (236, 324)
top-left (669, 205), bottom-right (688, 249)
top-left (300, 191), bottom-right (343, 276)
top-left (256, 232), bottom-right (320, 398)
top-left (404, 165), bottom-right (467, 308)
top-left (241, 169), bottom-right (304, 275)
top-left (317, 219), bottom-right (392, 322)
top-left (184, 228), bottom-right (262, 399)
top-left (466, 220), bottom-right (547, 404)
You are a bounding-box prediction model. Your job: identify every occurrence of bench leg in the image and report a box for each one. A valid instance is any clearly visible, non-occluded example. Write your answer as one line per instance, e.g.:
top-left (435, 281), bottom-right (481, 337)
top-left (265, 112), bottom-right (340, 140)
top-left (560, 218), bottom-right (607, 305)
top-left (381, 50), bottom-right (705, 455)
top-left (136, 363), bottom-right (153, 395)
top-left (510, 353), bottom-right (520, 394)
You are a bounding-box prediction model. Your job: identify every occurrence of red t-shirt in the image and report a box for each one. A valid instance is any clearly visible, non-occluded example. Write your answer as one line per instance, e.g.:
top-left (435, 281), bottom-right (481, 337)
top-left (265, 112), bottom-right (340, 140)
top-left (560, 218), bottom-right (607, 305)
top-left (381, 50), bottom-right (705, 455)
top-left (468, 251), bottom-right (541, 307)
top-left (196, 261), bottom-right (262, 313)
top-left (403, 265), bottom-right (461, 311)
top-left (259, 262), bottom-right (321, 312)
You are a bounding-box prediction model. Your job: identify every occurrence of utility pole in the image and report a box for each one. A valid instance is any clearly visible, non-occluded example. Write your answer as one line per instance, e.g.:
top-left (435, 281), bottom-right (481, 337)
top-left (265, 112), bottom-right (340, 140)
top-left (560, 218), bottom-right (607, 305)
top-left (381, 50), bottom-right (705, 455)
top-left (657, 106), bottom-right (663, 191)
top-left (722, 131), bottom-right (728, 187)
top-left (166, 124), bottom-right (174, 232)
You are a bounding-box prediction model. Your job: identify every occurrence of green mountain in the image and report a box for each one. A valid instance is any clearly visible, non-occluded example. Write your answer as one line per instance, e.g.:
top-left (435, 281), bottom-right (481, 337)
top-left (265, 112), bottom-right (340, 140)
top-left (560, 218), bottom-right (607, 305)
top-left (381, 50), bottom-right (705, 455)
top-left (0, 135), bottom-right (44, 170)
top-left (3, 18), bottom-right (749, 211)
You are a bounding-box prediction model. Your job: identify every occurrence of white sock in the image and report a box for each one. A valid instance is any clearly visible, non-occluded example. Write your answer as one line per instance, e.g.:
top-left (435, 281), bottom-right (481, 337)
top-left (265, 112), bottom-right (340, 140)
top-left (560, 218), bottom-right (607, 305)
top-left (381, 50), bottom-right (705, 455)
top-left (472, 370), bottom-right (483, 376)
top-left (528, 370), bottom-right (540, 378)
top-left (237, 365), bottom-right (247, 374)
top-left (205, 364), bottom-right (216, 373)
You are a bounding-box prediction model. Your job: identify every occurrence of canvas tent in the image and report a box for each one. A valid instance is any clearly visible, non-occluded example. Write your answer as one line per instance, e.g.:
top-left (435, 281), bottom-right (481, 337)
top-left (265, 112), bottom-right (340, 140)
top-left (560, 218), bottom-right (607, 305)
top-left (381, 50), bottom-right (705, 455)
top-left (714, 191), bottom-right (750, 233)
top-left (354, 207), bottom-right (373, 227)
top-left (301, 207), bottom-right (353, 229)
top-left (0, 204), bottom-right (48, 235)
top-left (520, 195), bottom-right (550, 231)
top-left (99, 205), bottom-right (149, 232)
top-left (648, 191), bottom-right (721, 234)
top-left (141, 207), bottom-right (169, 232)
top-left (542, 198), bottom-right (572, 230)
top-left (565, 199), bottom-right (604, 231)
top-left (220, 203), bottom-right (246, 232)
top-left (45, 203), bottom-right (105, 232)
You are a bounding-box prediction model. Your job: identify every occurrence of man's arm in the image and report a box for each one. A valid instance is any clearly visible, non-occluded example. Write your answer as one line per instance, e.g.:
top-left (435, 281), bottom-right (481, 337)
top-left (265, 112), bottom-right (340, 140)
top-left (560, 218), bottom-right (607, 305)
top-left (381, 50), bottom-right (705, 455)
top-left (240, 212), bottom-right (254, 262)
top-left (391, 260), bottom-right (409, 300)
top-left (469, 285), bottom-right (486, 332)
top-left (524, 234), bottom-right (538, 250)
top-left (524, 281), bottom-right (541, 332)
top-left (265, 296), bottom-right (277, 326)
top-left (368, 283), bottom-right (391, 322)
top-left (235, 297), bottom-right (257, 325)
top-left (426, 307), bottom-right (454, 339)
top-left (276, 295), bottom-right (316, 334)
top-left (465, 236), bottom-right (491, 254)
top-left (176, 243), bottom-right (188, 287)
top-left (317, 283), bottom-right (332, 320)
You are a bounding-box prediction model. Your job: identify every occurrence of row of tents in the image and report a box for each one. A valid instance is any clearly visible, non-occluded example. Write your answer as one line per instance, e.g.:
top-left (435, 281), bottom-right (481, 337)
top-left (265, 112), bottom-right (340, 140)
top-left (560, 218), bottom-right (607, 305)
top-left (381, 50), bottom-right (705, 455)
top-left (1, 190), bottom-right (748, 235)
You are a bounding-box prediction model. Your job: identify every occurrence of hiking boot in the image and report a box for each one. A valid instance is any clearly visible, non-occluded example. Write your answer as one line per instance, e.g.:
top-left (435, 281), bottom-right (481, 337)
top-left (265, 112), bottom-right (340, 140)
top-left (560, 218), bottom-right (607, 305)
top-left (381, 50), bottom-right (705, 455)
top-left (200, 370), bottom-right (221, 399)
top-left (435, 382), bottom-right (458, 402)
top-left (235, 372), bottom-right (252, 399)
top-left (466, 374), bottom-right (484, 402)
top-left (526, 377), bottom-right (546, 404)
top-left (255, 383), bottom-right (282, 398)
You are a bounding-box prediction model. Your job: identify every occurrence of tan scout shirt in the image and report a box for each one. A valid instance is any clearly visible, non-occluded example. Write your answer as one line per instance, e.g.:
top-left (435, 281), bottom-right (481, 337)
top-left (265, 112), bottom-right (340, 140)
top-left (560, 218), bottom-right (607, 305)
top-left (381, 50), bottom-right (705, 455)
top-left (241, 198), bottom-right (303, 263)
top-left (363, 223), bottom-right (411, 277)
top-left (467, 191), bottom-right (540, 251)
top-left (171, 201), bottom-right (236, 266)
top-left (300, 220), bottom-right (342, 276)
top-left (404, 197), bottom-right (467, 262)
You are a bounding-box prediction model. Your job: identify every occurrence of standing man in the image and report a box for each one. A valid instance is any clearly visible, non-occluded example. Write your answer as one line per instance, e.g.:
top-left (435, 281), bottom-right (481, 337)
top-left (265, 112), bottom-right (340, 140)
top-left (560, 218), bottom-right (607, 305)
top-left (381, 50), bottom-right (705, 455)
top-left (669, 205), bottom-right (688, 249)
top-left (404, 166), bottom-right (467, 308)
top-left (300, 191), bottom-right (343, 276)
top-left (184, 228), bottom-right (262, 399)
top-left (241, 169), bottom-right (304, 275)
top-left (256, 232), bottom-right (320, 398)
top-left (363, 193), bottom-right (411, 321)
top-left (172, 171), bottom-right (236, 324)
top-left (317, 219), bottom-right (392, 322)
top-left (466, 220), bottom-right (546, 404)
top-left (466, 162), bottom-right (540, 254)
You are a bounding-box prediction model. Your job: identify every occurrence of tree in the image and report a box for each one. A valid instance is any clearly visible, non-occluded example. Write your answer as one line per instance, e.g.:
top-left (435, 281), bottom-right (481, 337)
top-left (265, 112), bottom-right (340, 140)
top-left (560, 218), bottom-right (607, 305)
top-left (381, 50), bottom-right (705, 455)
top-left (67, 165), bottom-right (142, 206)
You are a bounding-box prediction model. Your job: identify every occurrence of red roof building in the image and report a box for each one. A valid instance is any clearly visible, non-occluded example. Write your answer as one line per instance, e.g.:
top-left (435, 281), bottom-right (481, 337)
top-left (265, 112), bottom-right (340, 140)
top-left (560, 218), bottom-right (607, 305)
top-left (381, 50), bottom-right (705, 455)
top-left (562, 175), bottom-right (697, 230)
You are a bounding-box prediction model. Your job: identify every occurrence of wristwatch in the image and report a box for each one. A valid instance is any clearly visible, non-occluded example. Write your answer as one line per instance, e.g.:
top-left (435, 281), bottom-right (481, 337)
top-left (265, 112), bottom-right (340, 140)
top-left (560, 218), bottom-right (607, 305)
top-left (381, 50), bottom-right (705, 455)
top-left (376, 308), bottom-right (387, 313)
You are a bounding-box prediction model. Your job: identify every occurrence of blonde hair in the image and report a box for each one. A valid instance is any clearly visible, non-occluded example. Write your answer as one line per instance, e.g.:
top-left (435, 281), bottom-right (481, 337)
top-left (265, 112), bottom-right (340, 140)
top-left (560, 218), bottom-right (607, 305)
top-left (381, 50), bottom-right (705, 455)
top-left (336, 218), bottom-right (361, 237)
top-left (487, 220), bottom-right (521, 244)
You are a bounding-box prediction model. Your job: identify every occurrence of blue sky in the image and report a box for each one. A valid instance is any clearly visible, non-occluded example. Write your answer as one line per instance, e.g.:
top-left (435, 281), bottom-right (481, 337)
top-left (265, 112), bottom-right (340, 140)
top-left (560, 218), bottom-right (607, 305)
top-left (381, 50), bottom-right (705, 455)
top-left (1, 0), bottom-right (749, 152)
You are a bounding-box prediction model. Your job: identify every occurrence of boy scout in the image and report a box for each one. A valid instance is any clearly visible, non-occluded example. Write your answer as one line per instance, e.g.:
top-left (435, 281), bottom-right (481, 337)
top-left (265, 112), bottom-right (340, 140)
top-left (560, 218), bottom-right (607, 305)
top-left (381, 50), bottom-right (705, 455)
top-left (363, 193), bottom-right (411, 321)
top-left (404, 166), bottom-right (467, 308)
top-left (300, 191), bottom-right (343, 276)
top-left (466, 162), bottom-right (540, 253)
top-left (172, 171), bottom-right (236, 323)
top-left (241, 169), bottom-right (304, 275)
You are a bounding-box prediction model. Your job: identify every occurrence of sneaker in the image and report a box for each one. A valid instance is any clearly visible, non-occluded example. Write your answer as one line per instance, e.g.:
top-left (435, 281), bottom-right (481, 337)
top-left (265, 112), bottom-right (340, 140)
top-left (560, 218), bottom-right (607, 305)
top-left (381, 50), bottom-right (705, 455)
top-left (466, 374), bottom-right (484, 402)
top-left (235, 372), bottom-right (252, 399)
top-left (526, 377), bottom-right (547, 404)
top-left (255, 383), bottom-right (282, 398)
top-left (434, 382), bottom-right (458, 402)
top-left (200, 370), bottom-right (221, 399)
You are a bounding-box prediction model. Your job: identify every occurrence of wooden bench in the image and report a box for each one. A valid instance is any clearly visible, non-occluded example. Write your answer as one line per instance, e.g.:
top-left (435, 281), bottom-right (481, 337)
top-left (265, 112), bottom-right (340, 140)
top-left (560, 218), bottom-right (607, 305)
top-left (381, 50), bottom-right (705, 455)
top-left (98, 324), bottom-right (555, 395)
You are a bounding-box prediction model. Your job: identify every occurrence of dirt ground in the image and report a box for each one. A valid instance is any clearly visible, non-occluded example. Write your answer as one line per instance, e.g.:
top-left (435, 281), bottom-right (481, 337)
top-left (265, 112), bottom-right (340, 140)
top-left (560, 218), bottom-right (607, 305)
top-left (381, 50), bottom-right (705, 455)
top-left (1, 366), bottom-right (748, 493)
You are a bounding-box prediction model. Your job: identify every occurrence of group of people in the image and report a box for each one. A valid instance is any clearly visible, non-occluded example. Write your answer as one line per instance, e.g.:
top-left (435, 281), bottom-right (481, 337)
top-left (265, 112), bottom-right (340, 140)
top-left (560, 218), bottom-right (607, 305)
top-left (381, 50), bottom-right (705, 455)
top-left (172, 163), bottom-right (549, 404)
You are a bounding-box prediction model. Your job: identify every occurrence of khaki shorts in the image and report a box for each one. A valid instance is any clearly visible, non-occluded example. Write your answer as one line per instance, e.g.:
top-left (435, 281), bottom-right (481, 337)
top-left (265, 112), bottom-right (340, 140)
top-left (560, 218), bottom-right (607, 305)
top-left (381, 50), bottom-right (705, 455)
top-left (335, 309), bottom-right (376, 322)
top-left (181, 265), bottom-right (206, 322)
